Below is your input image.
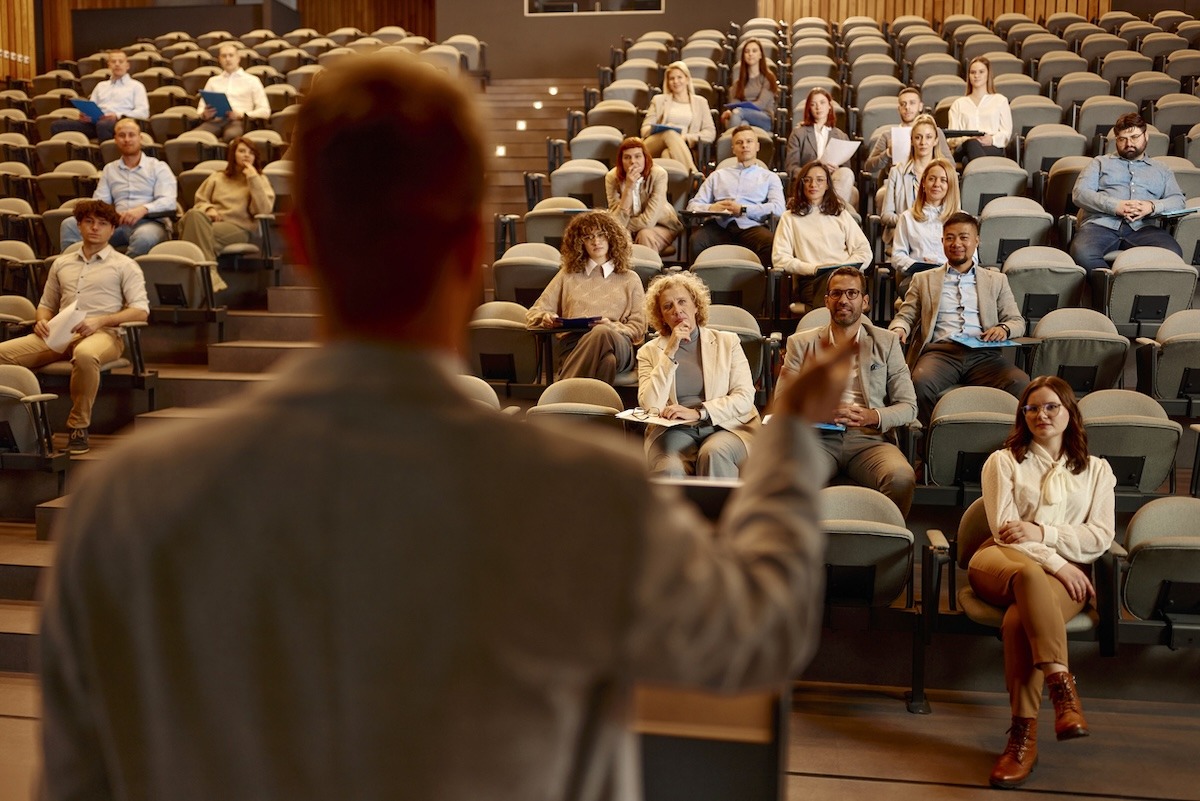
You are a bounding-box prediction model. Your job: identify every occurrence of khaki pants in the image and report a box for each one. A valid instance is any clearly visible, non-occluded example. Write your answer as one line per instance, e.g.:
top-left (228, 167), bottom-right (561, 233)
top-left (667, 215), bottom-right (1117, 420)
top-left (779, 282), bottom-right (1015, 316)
top-left (968, 542), bottom-right (1086, 717)
top-left (0, 329), bottom-right (123, 429)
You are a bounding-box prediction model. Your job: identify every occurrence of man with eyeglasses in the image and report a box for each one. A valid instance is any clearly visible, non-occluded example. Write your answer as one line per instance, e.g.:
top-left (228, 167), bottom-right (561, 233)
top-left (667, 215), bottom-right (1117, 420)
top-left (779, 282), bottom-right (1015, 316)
top-left (779, 266), bottom-right (918, 514)
top-left (889, 211), bottom-right (1028, 427)
top-left (1069, 112), bottom-right (1184, 272)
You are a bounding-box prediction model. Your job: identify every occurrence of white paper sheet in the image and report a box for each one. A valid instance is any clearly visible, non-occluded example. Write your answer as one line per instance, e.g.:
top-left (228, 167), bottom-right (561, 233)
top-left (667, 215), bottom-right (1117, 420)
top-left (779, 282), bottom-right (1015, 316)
top-left (822, 138), bottom-right (860, 168)
top-left (890, 126), bottom-right (912, 169)
top-left (43, 300), bottom-right (85, 353)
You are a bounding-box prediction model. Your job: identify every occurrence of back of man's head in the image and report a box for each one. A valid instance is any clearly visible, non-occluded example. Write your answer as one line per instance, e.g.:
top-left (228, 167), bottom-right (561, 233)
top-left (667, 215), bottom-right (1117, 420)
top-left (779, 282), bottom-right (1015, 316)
top-left (291, 56), bottom-right (486, 332)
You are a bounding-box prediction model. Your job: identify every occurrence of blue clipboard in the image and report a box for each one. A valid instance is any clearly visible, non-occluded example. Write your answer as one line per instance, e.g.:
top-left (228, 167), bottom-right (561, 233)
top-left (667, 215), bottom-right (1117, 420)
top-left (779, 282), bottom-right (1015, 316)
top-left (69, 98), bottom-right (104, 122)
top-left (650, 123), bottom-right (683, 135)
top-left (199, 90), bottom-right (233, 118)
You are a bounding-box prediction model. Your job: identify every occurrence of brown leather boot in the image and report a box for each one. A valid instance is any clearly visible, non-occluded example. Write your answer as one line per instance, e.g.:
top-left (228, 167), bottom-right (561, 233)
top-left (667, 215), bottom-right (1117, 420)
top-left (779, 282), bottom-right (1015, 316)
top-left (1046, 671), bottom-right (1090, 740)
top-left (990, 716), bottom-right (1038, 789)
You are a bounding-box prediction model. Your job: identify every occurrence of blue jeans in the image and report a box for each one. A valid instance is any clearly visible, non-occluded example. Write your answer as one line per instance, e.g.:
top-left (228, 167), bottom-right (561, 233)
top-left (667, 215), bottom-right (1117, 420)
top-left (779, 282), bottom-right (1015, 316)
top-left (729, 106), bottom-right (773, 133)
top-left (1068, 221), bottom-right (1183, 272)
top-left (59, 217), bottom-right (168, 257)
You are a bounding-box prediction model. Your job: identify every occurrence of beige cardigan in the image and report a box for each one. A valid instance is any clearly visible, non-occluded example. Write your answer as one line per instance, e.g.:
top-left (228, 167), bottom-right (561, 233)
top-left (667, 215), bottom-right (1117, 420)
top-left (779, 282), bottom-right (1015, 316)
top-left (192, 170), bottom-right (276, 231)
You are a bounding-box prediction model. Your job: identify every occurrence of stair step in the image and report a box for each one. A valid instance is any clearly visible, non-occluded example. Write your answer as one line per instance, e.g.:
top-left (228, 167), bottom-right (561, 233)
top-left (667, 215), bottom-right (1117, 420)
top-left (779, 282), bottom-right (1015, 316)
top-left (155, 367), bottom-right (276, 408)
top-left (0, 535), bottom-right (53, 602)
top-left (0, 601), bottom-right (38, 674)
top-left (136, 407), bottom-right (227, 431)
top-left (207, 341), bottom-right (319, 373)
top-left (226, 311), bottom-right (322, 341)
top-left (35, 495), bottom-right (69, 541)
top-left (268, 285), bottom-right (323, 314)
top-left (0, 672), bottom-right (38, 717)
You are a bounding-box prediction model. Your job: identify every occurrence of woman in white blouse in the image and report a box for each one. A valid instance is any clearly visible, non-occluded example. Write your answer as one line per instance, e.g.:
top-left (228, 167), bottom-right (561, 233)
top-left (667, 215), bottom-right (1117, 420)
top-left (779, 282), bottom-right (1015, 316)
top-left (892, 157), bottom-right (961, 297)
top-left (783, 87), bottom-right (856, 205)
top-left (949, 56), bottom-right (1013, 163)
top-left (772, 161), bottom-right (872, 309)
top-left (973, 376), bottom-right (1116, 790)
top-left (640, 61), bottom-right (716, 172)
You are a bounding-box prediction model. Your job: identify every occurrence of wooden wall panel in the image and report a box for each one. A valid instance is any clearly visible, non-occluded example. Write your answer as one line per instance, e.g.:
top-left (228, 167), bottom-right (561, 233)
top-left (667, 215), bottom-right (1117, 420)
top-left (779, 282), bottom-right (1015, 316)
top-left (1, 0), bottom-right (38, 81)
top-left (759, 0), bottom-right (1110, 27)
top-left (298, 0), bottom-right (435, 39)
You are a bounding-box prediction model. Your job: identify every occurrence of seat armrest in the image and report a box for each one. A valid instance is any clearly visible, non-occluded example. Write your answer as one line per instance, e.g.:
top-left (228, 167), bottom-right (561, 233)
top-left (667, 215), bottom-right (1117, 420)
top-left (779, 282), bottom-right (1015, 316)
top-left (19, 393), bottom-right (57, 404)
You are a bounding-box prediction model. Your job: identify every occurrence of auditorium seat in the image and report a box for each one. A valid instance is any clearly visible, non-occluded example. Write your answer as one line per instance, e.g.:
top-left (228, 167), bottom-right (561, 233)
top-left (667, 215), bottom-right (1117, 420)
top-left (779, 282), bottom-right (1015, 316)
top-left (1134, 309), bottom-right (1200, 416)
top-left (1079, 389), bottom-right (1182, 499)
top-left (1002, 246), bottom-right (1086, 326)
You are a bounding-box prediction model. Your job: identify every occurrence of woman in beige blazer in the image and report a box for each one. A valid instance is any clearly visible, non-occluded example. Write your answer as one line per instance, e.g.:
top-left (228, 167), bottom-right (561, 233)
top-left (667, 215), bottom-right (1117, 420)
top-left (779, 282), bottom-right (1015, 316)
top-left (637, 272), bottom-right (759, 477)
top-left (605, 137), bottom-right (684, 256)
top-left (639, 61), bottom-right (716, 172)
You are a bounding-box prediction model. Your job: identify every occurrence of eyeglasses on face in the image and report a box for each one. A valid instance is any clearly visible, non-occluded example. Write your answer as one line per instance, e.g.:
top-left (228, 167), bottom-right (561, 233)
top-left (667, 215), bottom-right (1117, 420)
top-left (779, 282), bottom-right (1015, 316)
top-left (1022, 402), bottom-right (1062, 416)
top-left (826, 288), bottom-right (862, 300)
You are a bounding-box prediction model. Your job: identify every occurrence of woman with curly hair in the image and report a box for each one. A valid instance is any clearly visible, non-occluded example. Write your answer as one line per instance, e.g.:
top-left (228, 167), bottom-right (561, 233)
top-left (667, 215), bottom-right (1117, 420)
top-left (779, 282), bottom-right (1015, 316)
top-left (720, 39), bottom-right (777, 132)
top-left (772, 160), bottom-right (872, 309)
top-left (637, 272), bottom-right (759, 477)
top-left (605, 137), bottom-right (683, 256)
top-left (527, 211), bottom-right (646, 382)
top-left (178, 136), bottom-right (275, 292)
top-left (639, 61), bottom-right (716, 172)
top-left (973, 375), bottom-right (1116, 789)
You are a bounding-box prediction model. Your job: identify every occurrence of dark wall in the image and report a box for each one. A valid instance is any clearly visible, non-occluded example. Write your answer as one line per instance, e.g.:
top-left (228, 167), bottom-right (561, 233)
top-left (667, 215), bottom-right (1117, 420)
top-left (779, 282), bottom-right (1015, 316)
top-left (71, 1), bottom-right (301, 59)
top-left (1113, 0), bottom-right (1200, 15)
top-left (436, 0), bottom-right (756, 79)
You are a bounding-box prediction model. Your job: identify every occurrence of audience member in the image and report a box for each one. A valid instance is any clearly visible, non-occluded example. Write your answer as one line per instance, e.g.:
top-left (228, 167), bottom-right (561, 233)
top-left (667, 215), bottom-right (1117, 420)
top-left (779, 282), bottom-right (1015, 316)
top-left (604, 136), bottom-right (683, 256)
top-left (0, 200), bottom-right (147, 455)
top-left (892, 158), bottom-right (961, 298)
top-left (720, 39), bottom-right (777, 132)
top-left (196, 43), bottom-right (270, 141)
top-left (39, 54), bottom-right (853, 800)
top-left (686, 125), bottom-right (785, 267)
top-left (177, 136), bottom-right (275, 292)
top-left (772, 160), bottom-right (872, 308)
top-left (640, 61), bottom-right (716, 173)
top-left (879, 114), bottom-right (939, 241)
top-left (637, 272), bottom-right (759, 477)
top-left (975, 376), bottom-right (1115, 789)
top-left (527, 210), bottom-right (646, 382)
top-left (784, 87), bottom-right (856, 206)
top-left (50, 50), bottom-right (148, 143)
top-left (948, 56), bottom-right (1012, 163)
top-left (1069, 112), bottom-right (1185, 272)
top-left (863, 87), bottom-right (952, 179)
top-left (59, 118), bottom-right (176, 257)
top-left (888, 211), bottom-right (1028, 425)
top-left (779, 266), bottom-right (917, 514)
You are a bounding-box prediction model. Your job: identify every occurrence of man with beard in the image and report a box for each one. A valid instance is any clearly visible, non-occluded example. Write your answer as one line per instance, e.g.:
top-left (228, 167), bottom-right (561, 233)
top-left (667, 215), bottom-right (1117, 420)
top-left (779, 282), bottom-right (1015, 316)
top-left (889, 212), bottom-right (1028, 427)
top-left (779, 266), bottom-right (918, 515)
top-left (1069, 112), bottom-right (1185, 271)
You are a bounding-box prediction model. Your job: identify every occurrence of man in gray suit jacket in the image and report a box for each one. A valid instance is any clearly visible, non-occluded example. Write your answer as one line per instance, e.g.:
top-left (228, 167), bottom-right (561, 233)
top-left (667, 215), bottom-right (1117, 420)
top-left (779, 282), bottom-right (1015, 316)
top-left (889, 211), bottom-right (1029, 426)
top-left (39, 55), bottom-right (856, 801)
top-left (780, 267), bottom-right (918, 515)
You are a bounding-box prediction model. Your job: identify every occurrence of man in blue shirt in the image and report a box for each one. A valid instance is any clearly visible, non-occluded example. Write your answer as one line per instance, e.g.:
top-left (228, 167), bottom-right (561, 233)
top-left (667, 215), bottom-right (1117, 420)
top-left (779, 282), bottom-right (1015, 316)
top-left (50, 51), bottom-right (149, 142)
top-left (1069, 112), bottom-right (1185, 271)
top-left (686, 125), bottom-right (785, 267)
top-left (59, 118), bottom-right (177, 257)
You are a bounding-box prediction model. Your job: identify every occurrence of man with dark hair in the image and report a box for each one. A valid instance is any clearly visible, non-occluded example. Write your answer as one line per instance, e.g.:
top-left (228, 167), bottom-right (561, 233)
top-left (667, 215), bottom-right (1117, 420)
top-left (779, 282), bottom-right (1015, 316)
top-left (780, 266), bottom-right (918, 514)
top-left (889, 211), bottom-right (1028, 426)
top-left (39, 55), bottom-right (854, 800)
top-left (686, 124), bottom-right (785, 267)
top-left (0, 200), bottom-right (148, 453)
top-left (1070, 112), bottom-right (1185, 271)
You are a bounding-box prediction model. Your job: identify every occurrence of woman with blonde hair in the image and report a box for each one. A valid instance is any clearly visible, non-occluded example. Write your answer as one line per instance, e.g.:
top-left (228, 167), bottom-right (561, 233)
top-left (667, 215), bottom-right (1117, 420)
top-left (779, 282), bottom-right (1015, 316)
top-left (880, 114), bottom-right (940, 235)
top-left (605, 136), bottom-right (683, 256)
top-left (637, 271), bottom-right (758, 477)
top-left (974, 375), bottom-right (1115, 789)
top-left (527, 211), bottom-right (645, 382)
top-left (721, 38), bottom-right (777, 132)
top-left (949, 56), bottom-right (1013, 163)
top-left (639, 61), bottom-right (716, 172)
top-left (892, 157), bottom-right (962, 294)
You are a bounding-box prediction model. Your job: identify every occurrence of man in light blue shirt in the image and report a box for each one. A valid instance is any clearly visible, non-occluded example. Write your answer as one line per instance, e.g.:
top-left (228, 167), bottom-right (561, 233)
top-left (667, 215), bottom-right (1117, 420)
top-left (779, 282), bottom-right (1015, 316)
top-left (1069, 112), bottom-right (1185, 271)
top-left (686, 125), bottom-right (785, 267)
top-left (50, 51), bottom-right (149, 142)
top-left (60, 118), bottom-right (176, 256)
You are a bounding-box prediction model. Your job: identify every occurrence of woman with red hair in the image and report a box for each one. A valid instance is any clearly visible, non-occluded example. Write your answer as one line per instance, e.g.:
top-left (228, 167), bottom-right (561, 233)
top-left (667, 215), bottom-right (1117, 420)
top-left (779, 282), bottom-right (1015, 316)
top-left (783, 87), bottom-right (856, 205)
top-left (604, 137), bottom-right (683, 256)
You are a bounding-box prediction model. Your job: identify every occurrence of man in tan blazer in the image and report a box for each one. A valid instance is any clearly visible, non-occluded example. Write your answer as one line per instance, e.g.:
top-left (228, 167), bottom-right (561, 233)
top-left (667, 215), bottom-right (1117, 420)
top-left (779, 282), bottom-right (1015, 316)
top-left (889, 211), bottom-right (1028, 425)
top-left (780, 267), bottom-right (918, 515)
top-left (39, 54), bottom-right (857, 801)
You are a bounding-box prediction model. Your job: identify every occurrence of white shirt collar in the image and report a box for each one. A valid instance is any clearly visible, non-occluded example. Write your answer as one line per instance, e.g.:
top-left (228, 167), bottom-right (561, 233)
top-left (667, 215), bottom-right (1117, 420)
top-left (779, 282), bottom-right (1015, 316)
top-left (584, 259), bottom-right (615, 278)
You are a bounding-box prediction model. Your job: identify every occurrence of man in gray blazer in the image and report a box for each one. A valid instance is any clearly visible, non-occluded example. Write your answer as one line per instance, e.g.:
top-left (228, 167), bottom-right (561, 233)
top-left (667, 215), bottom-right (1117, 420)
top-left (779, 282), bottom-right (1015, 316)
top-left (780, 266), bottom-right (918, 515)
top-left (889, 211), bottom-right (1029, 425)
top-left (39, 55), bottom-right (856, 801)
